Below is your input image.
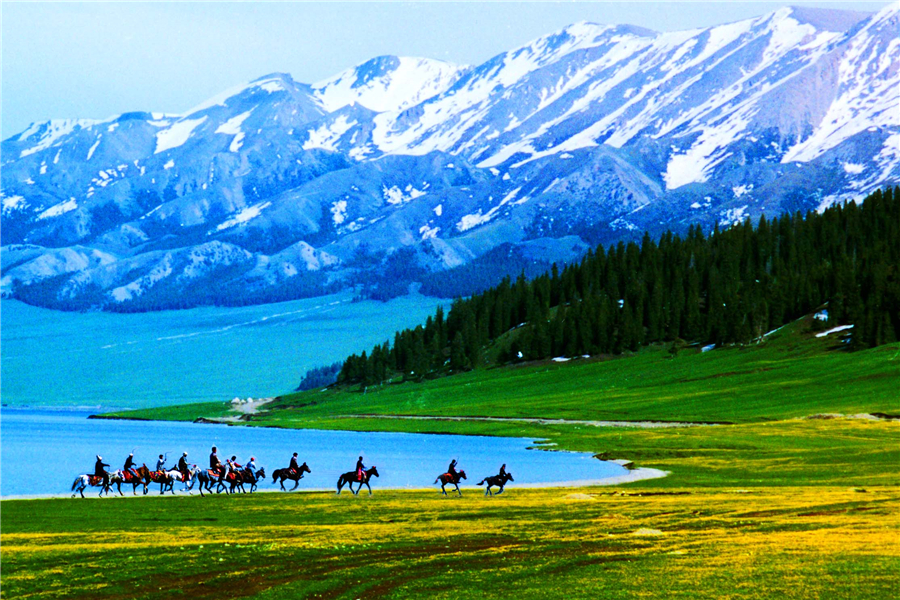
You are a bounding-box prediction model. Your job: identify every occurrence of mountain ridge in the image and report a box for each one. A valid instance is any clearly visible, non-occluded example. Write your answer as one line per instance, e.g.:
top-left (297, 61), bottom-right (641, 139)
top-left (2, 5), bottom-right (898, 311)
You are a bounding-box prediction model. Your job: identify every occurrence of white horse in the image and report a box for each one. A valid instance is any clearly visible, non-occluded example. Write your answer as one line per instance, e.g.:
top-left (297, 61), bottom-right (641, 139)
top-left (71, 470), bottom-right (120, 498)
top-left (148, 468), bottom-right (188, 495)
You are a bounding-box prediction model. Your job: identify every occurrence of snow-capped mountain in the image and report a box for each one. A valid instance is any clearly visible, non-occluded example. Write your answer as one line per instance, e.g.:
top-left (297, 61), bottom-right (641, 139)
top-left (2, 5), bottom-right (898, 311)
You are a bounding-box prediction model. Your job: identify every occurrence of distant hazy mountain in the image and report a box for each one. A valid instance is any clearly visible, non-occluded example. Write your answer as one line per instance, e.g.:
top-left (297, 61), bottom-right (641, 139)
top-left (2, 5), bottom-right (898, 310)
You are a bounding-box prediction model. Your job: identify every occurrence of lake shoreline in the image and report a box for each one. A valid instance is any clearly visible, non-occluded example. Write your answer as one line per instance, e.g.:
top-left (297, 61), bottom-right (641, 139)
top-left (1, 466), bottom-right (668, 501)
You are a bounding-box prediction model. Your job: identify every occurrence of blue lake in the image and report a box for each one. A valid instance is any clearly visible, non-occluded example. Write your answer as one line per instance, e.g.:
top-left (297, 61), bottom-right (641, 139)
top-left (1, 294), bottom-right (444, 409)
top-left (0, 408), bottom-right (626, 497)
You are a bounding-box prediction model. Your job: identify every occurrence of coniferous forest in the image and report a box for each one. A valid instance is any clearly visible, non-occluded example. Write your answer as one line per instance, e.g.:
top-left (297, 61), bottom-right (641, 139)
top-left (337, 188), bottom-right (900, 386)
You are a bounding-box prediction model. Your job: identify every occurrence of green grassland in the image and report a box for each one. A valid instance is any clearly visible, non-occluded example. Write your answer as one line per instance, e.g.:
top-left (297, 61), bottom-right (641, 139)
top-left (3, 487), bottom-right (900, 600)
top-left (102, 319), bottom-right (900, 488)
top-left (4, 319), bottom-right (899, 599)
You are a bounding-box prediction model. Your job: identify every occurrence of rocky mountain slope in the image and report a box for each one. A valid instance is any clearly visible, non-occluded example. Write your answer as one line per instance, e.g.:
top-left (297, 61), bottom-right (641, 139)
top-left (2, 5), bottom-right (898, 310)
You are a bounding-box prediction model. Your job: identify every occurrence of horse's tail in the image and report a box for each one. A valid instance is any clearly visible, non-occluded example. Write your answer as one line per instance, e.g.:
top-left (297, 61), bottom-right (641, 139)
top-left (477, 479), bottom-right (486, 486)
top-left (272, 469), bottom-right (280, 483)
top-left (71, 476), bottom-right (81, 491)
top-left (434, 476), bottom-right (441, 484)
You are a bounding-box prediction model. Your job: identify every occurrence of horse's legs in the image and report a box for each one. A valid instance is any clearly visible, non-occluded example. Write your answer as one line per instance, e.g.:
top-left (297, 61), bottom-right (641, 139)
top-left (366, 482), bottom-right (372, 496)
top-left (497, 485), bottom-right (504, 495)
top-left (455, 483), bottom-right (462, 497)
top-left (440, 482), bottom-right (447, 496)
top-left (290, 477), bottom-right (300, 491)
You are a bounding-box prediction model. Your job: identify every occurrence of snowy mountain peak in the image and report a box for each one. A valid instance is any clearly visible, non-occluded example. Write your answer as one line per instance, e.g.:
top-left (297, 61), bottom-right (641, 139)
top-left (182, 73), bottom-right (299, 117)
top-left (313, 56), bottom-right (466, 113)
top-left (780, 5), bottom-right (872, 32)
top-left (2, 6), bottom-right (897, 312)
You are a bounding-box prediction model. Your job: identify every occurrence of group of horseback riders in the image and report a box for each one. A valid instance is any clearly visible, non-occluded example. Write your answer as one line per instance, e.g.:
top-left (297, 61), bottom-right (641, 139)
top-left (93, 447), bottom-right (297, 486)
top-left (88, 452), bottom-right (511, 496)
top-left (434, 459), bottom-right (512, 496)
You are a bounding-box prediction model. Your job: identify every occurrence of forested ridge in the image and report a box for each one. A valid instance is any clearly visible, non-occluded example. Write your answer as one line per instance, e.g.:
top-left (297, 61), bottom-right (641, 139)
top-left (337, 188), bottom-right (900, 386)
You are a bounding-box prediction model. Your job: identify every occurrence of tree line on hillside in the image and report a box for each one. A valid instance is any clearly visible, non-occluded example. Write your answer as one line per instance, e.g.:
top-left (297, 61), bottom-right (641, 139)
top-left (336, 187), bottom-right (899, 386)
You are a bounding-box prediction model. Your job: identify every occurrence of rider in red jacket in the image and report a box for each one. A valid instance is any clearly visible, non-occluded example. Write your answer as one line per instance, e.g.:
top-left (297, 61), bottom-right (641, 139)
top-left (356, 456), bottom-right (366, 481)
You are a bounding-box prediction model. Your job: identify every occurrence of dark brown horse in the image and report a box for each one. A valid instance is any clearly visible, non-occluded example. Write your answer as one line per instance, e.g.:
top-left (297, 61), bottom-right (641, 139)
top-left (272, 462), bottom-right (311, 491)
top-left (118, 465), bottom-right (151, 495)
top-left (477, 472), bottom-right (513, 495)
top-left (336, 466), bottom-right (379, 495)
top-left (434, 470), bottom-right (467, 496)
top-left (236, 467), bottom-right (266, 493)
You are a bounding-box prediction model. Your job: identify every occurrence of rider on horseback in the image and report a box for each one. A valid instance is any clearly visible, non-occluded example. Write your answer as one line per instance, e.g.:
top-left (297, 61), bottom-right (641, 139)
top-left (177, 452), bottom-right (190, 481)
top-left (448, 459), bottom-right (459, 478)
top-left (499, 463), bottom-right (507, 477)
top-left (289, 452), bottom-right (300, 475)
top-left (123, 452), bottom-right (138, 480)
top-left (356, 456), bottom-right (366, 482)
top-left (227, 456), bottom-right (242, 480)
top-left (245, 456), bottom-right (257, 477)
top-left (210, 446), bottom-right (225, 477)
top-left (156, 454), bottom-right (166, 472)
top-left (94, 455), bottom-right (110, 488)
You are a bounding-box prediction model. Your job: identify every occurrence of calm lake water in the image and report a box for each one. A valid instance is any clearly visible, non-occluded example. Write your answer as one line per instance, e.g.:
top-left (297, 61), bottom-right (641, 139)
top-left (1, 294), bottom-right (444, 408)
top-left (0, 408), bottom-right (626, 497)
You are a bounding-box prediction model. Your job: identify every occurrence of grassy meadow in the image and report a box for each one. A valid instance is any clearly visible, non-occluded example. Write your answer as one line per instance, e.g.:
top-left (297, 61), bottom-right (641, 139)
top-left (4, 318), bottom-right (899, 598)
top-left (3, 486), bottom-right (899, 599)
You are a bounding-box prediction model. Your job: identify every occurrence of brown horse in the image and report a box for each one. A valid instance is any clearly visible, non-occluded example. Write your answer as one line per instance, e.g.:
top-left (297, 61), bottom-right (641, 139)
top-left (118, 465), bottom-right (150, 495)
top-left (336, 466), bottom-right (379, 495)
top-left (434, 470), bottom-right (467, 496)
top-left (147, 468), bottom-right (182, 495)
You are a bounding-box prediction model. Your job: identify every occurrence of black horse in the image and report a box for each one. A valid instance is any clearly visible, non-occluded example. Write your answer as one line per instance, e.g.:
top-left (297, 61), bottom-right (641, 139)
top-left (434, 470), bottom-right (467, 496)
top-left (234, 467), bottom-right (266, 493)
top-left (336, 466), bottom-right (379, 495)
top-left (477, 472), bottom-right (514, 495)
top-left (271, 462), bottom-right (311, 491)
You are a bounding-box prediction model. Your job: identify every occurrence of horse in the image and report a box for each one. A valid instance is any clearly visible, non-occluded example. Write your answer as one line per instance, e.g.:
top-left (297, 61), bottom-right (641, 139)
top-left (477, 472), bottom-right (514, 495)
top-left (147, 468), bottom-right (184, 495)
top-left (71, 472), bottom-right (113, 498)
top-left (272, 462), bottom-right (311, 491)
top-left (183, 466), bottom-right (220, 497)
top-left (117, 465), bottom-right (151, 496)
top-left (336, 466), bottom-right (379, 495)
top-left (234, 467), bottom-right (265, 493)
top-left (434, 470), bottom-right (467, 496)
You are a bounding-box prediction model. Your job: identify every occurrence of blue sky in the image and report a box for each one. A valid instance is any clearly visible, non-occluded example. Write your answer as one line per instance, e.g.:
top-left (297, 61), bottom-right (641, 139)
top-left (1, 1), bottom-right (890, 139)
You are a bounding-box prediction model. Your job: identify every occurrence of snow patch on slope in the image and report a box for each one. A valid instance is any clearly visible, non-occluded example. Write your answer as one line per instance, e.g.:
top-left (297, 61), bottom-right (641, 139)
top-left (155, 117), bottom-right (208, 154)
top-left (38, 199), bottom-right (78, 220)
top-left (215, 109), bottom-right (254, 153)
top-left (19, 119), bottom-right (100, 158)
top-left (216, 201), bottom-right (272, 231)
top-left (303, 115), bottom-right (356, 151)
top-left (314, 56), bottom-right (464, 113)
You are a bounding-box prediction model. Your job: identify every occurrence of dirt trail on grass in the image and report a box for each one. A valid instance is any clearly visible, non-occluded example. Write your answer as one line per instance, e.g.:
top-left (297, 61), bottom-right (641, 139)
top-left (337, 414), bottom-right (719, 428)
